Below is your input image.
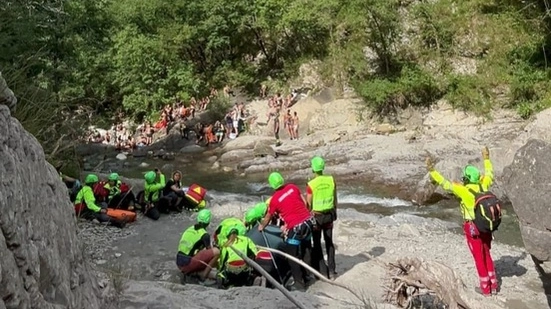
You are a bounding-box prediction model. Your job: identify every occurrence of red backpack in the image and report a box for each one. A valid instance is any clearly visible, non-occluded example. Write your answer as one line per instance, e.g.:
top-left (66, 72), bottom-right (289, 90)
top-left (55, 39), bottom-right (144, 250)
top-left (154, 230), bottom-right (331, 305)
top-left (93, 181), bottom-right (109, 202)
top-left (120, 183), bottom-right (130, 194)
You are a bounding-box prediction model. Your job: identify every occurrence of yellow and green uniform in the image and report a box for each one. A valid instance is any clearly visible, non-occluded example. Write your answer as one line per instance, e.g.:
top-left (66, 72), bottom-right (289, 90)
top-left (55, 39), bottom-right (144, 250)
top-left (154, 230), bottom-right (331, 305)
top-left (178, 225), bottom-right (209, 256)
top-left (216, 218), bottom-right (246, 247)
top-left (429, 159), bottom-right (494, 220)
top-left (74, 185), bottom-right (101, 213)
top-left (144, 174), bottom-right (166, 203)
top-left (104, 180), bottom-right (122, 200)
top-left (308, 175), bottom-right (335, 212)
top-left (219, 235), bottom-right (258, 274)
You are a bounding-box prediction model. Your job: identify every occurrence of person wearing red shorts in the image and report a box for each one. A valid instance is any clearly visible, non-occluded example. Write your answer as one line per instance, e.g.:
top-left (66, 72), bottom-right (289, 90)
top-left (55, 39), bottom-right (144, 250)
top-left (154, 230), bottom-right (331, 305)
top-left (176, 209), bottom-right (219, 284)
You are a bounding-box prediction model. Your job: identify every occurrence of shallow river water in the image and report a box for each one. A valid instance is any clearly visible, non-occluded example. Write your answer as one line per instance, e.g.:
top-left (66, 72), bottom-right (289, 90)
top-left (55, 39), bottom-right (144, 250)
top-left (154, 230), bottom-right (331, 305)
top-left (118, 155), bottom-right (522, 248)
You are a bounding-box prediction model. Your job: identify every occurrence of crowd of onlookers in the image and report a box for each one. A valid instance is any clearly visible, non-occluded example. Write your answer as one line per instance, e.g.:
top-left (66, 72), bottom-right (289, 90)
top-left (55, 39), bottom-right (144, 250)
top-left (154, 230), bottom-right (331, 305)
top-left (85, 84), bottom-right (303, 148)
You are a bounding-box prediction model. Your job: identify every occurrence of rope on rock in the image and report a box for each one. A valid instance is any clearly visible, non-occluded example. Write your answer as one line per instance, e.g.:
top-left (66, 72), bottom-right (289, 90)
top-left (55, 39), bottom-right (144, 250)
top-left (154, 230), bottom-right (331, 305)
top-left (229, 245), bottom-right (308, 309)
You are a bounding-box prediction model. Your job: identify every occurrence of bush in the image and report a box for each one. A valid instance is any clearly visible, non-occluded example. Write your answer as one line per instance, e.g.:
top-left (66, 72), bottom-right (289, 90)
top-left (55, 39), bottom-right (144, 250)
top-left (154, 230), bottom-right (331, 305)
top-left (356, 65), bottom-right (442, 116)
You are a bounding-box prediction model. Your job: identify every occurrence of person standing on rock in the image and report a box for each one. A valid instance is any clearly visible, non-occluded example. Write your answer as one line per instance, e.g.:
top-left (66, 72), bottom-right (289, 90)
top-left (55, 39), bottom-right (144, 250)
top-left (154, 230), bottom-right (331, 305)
top-left (143, 169), bottom-right (166, 220)
top-left (74, 174), bottom-right (126, 228)
top-left (177, 209), bottom-right (219, 285)
top-left (426, 146), bottom-right (498, 296)
top-left (306, 156), bottom-right (337, 279)
top-left (258, 172), bottom-right (315, 291)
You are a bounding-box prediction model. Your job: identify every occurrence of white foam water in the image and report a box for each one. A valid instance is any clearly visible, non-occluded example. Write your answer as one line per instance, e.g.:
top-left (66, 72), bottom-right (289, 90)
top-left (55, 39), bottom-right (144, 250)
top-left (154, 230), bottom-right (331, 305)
top-left (210, 183), bottom-right (412, 208)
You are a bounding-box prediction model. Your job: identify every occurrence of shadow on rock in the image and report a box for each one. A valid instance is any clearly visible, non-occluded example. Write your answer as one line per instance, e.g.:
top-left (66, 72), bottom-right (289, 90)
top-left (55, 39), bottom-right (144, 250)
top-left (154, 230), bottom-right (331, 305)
top-left (531, 255), bottom-right (551, 309)
top-left (495, 252), bottom-right (528, 278)
top-left (336, 246), bottom-right (385, 275)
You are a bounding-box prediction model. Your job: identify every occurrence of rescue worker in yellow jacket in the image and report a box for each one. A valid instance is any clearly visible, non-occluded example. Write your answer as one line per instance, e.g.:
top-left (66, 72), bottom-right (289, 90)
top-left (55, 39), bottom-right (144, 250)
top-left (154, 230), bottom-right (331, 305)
top-left (426, 146), bottom-right (497, 296)
top-left (306, 156), bottom-right (337, 279)
top-left (104, 173), bottom-right (136, 210)
top-left (74, 174), bottom-right (126, 228)
top-left (176, 209), bottom-right (219, 285)
top-left (143, 169), bottom-right (166, 220)
top-left (217, 227), bottom-right (259, 288)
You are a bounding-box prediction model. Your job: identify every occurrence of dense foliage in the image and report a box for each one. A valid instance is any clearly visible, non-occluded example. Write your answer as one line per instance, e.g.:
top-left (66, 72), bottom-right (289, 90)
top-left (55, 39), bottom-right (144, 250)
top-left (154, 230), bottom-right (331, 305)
top-left (3, 0), bottom-right (551, 144)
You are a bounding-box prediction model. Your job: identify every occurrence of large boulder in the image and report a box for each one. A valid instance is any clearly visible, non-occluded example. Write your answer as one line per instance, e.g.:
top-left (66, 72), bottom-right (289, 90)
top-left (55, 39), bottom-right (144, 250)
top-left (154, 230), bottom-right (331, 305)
top-left (502, 139), bottom-right (551, 262)
top-left (0, 104), bottom-right (102, 308)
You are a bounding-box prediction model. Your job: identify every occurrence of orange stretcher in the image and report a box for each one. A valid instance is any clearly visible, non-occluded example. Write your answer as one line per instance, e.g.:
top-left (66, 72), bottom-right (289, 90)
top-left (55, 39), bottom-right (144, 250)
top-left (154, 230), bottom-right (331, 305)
top-left (106, 209), bottom-right (137, 223)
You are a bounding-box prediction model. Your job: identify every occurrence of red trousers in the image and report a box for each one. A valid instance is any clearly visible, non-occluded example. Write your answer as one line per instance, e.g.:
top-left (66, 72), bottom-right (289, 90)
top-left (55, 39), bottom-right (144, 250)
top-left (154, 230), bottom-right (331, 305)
top-left (463, 222), bottom-right (497, 294)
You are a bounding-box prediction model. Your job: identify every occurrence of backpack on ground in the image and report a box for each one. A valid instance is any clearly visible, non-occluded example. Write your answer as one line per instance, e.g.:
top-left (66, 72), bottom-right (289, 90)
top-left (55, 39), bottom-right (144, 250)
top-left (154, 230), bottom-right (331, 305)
top-left (468, 185), bottom-right (502, 233)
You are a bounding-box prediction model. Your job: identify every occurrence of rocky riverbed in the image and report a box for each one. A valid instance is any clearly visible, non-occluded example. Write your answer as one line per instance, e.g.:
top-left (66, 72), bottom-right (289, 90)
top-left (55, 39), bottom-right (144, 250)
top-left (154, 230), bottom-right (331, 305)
top-left (73, 92), bottom-right (551, 308)
top-left (80, 199), bottom-right (549, 309)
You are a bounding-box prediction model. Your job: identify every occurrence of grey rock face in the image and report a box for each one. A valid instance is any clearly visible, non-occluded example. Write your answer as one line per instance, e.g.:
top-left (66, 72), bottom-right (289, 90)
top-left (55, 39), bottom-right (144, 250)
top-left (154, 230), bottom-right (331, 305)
top-left (502, 139), bottom-right (551, 262)
top-left (0, 104), bottom-right (102, 308)
top-left (0, 72), bottom-right (17, 111)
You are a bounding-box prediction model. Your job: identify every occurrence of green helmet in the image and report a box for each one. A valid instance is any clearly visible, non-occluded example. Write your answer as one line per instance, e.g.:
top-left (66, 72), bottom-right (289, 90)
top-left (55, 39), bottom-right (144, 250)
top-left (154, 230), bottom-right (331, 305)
top-left (85, 174), bottom-right (99, 184)
top-left (144, 171), bottom-right (156, 184)
top-left (108, 172), bottom-right (119, 181)
top-left (244, 202), bottom-right (267, 224)
top-left (197, 209), bottom-right (212, 224)
top-left (228, 223), bottom-right (247, 236)
top-left (463, 165), bottom-right (481, 184)
top-left (311, 156), bottom-right (325, 172)
top-left (268, 172), bottom-right (284, 190)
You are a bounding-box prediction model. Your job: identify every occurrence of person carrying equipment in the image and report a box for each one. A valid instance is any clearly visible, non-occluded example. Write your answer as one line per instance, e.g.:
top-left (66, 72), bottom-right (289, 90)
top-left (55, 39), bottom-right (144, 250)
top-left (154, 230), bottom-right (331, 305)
top-left (306, 156), bottom-right (338, 279)
top-left (74, 174), bottom-right (126, 228)
top-left (426, 146), bottom-right (501, 296)
top-left (104, 172), bottom-right (136, 210)
top-left (217, 227), bottom-right (259, 288)
top-left (258, 172), bottom-right (315, 291)
top-left (176, 209), bottom-right (219, 285)
top-left (181, 183), bottom-right (207, 211)
top-left (143, 169), bottom-right (166, 220)
top-left (214, 217), bottom-right (247, 248)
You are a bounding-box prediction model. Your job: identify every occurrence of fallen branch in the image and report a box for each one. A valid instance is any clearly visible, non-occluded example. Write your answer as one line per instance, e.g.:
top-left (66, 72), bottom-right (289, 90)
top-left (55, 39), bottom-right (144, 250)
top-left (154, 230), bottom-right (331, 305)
top-left (229, 245), bottom-right (308, 309)
top-left (257, 245), bottom-right (365, 303)
top-left (383, 257), bottom-right (470, 309)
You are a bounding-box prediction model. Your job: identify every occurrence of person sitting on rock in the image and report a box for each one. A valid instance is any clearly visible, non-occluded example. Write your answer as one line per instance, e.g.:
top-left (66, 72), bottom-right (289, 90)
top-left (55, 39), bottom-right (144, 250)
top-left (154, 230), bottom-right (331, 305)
top-left (161, 170), bottom-right (185, 213)
top-left (181, 183), bottom-right (207, 211)
top-left (104, 173), bottom-right (136, 211)
top-left (426, 146), bottom-right (498, 296)
top-left (258, 172), bottom-right (315, 291)
top-left (214, 217), bottom-right (247, 248)
top-left (176, 209), bottom-right (219, 285)
top-left (59, 171), bottom-right (81, 203)
top-left (143, 169), bottom-right (166, 220)
top-left (217, 227), bottom-right (258, 288)
top-left (74, 174), bottom-right (126, 228)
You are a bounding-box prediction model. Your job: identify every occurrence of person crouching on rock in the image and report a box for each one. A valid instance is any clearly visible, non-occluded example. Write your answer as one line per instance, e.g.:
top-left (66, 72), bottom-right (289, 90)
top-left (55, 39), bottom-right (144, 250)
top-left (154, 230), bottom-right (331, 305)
top-left (161, 170), bottom-right (185, 213)
top-left (426, 146), bottom-right (498, 296)
top-left (307, 156), bottom-right (338, 279)
top-left (176, 209), bottom-right (219, 285)
top-left (181, 183), bottom-right (207, 211)
top-left (217, 227), bottom-right (259, 288)
top-left (143, 169), bottom-right (166, 220)
top-left (104, 173), bottom-right (136, 211)
top-left (245, 204), bottom-right (292, 287)
top-left (214, 217), bottom-right (247, 248)
top-left (74, 174), bottom-right (126, 228)
top-left (258, 172), bottom-right (315, 291)
top-left (244, 202), bottom-right (268, 231)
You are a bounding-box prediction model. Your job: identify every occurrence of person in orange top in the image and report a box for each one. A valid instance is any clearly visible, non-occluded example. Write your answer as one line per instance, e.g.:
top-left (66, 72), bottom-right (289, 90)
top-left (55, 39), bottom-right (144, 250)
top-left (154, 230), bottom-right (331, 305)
top-left (426, 146), bottom-right (497, 296)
